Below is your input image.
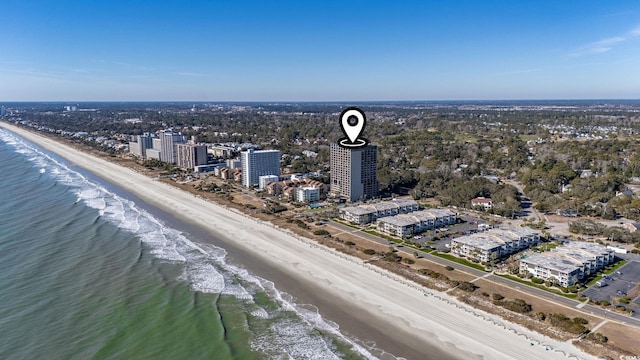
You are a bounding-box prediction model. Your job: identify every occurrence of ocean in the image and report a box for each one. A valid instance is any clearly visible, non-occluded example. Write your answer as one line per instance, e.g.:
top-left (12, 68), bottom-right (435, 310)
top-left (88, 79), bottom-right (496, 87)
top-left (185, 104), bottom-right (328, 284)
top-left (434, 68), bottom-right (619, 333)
top-left (0, 129), bottom-right (386, 360)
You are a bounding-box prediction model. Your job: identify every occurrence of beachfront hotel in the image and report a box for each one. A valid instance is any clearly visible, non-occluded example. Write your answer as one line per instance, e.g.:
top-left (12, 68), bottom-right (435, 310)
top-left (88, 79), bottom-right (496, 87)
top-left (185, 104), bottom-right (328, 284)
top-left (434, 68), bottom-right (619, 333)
top-left (519, 241), bottom-right (615, 287)
top-left (339, 199), bottom-right (419, 224)
top-left (450, 227), bottom-right (540, 263)
top-left (159, 129), bottom-right (186, 164)
top-left (329, 143), bottom-right (379, 202)
top-left (128, 133), bottom-right (154, 159)
top-left (176, 143), bottom-right (208, 170)
top-left (376, 208), bottom-right (457, 237)
top-left (241, 149), bottom-right (281, 188)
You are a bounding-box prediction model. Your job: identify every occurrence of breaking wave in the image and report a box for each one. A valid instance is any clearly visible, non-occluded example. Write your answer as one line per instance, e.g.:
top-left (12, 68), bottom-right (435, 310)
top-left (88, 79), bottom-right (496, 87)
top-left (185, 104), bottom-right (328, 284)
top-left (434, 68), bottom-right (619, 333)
top-left (0, 128), bottom-right (387, 360)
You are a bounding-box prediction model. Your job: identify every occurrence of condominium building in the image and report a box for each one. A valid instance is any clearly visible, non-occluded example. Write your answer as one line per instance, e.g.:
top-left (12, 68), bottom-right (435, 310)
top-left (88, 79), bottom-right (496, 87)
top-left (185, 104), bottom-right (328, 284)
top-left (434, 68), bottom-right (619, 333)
top-left (176, 143), bottom-right (208, 170)
top-left (128, 133), bottom-right (154, 159)
top-left (376, 208), bottom-right (457, 237)
top-left (339, 199), bottom-right (419, 224)
top-left (451, 227), bottom-right (540, 262)
top-left (209, 145), bottom-right (236, 158)
top-left (226, 159), bottom-right (241, 169)
top-left (259, 175), bottom-right (280, 190)
top-left (159, 129), bottom-right (185, 164)
top-left (296, 187), bottom-right (320, 203)
top-left (519, 241), bottom-right (615, 287)
top-left (265, 178), bottom-right (328, 202)
top-left (145, 149), bottom-right (161, 160)
top-left (241, 149), bottom-right (281, 188)
top-left (145, 138), bottom-right (162, 160)
top-left (330, 143), bottom-right (379, 202)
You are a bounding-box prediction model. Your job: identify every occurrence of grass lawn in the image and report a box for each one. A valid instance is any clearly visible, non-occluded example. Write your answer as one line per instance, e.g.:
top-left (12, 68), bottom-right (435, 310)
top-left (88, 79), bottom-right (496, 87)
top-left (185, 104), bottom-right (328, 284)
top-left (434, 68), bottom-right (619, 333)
top-left (586, 259), bottom-right (627, 286)
top-left (363, 229), bottom-right (401, 243)
top-left (603, 259), bottom-right (627, 275)
top-left (432, 252), bottom-right (487, 271)
top-left (497, 274), bottom-right (579, 299)
top-left (332, 218), bottom-right (360, 229)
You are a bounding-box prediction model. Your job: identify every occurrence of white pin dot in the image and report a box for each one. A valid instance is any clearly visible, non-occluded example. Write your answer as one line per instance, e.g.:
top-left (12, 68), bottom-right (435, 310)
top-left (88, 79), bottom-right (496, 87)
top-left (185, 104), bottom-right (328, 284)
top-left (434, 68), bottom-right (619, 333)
top-left (338, 107), bottom-right (368, 148)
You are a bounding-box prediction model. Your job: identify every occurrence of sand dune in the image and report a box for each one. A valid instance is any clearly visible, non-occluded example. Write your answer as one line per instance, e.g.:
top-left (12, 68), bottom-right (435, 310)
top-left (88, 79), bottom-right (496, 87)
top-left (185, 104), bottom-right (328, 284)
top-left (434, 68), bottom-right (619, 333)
top-left (0, 122), bottom-right (598, 360)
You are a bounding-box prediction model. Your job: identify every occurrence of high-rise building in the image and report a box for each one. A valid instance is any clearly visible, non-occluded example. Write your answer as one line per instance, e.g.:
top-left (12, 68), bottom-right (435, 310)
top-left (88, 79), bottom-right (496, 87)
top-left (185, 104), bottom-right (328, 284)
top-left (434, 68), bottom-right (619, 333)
top-left (176, 143), bottom-right (208, 170)
top-left (159, 130), bottom-right (185, 164)
top-left (330, 143), bottom-right (379, 202)
top-left (128, 134), bottom-right (154, 159)
top-left (241, 149), bottom-right (281, 188)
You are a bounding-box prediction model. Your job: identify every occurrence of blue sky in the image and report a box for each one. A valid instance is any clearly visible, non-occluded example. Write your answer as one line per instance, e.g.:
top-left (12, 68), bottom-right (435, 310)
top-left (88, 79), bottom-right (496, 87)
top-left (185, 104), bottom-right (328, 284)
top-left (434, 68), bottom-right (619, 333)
top-left (1, 0), bottom-right (639, 101)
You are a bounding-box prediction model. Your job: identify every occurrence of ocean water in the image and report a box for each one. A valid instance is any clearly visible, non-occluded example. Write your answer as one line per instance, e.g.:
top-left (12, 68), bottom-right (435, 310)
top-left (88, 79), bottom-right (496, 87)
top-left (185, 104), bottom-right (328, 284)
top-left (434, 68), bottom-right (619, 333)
top-left (0, 129), bottom-right (381, 360)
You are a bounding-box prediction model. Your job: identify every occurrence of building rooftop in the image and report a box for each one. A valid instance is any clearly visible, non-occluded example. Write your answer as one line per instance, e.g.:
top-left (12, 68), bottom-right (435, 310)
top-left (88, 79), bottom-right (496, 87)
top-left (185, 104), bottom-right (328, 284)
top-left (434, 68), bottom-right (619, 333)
top-left (377, 215), bottom-right (419, 227)
top-left (486, 229), bottom-right (521, 243)
top-left (499, 226), bottom-right (537, 238)
top-left (424, 208), bottom-right (456, 217)
top-left (521, 253), bottom-right (582, 274)
top-left (341, 199), bottom-right (418, 215)
top-left (453, 234), bottom-right (504, 251)
top-left (370, 202), bottom-right (399, 212)
top-left (341, 206), bottom-right (374, 216)
top-left (408, 211), bottom-right (437, 222)
top-left (562, 241), bottom-right (613, 256)
top-left (391, 199), bottom-right (419, 208)
top-left (553, 248), bottom-right (596, 264)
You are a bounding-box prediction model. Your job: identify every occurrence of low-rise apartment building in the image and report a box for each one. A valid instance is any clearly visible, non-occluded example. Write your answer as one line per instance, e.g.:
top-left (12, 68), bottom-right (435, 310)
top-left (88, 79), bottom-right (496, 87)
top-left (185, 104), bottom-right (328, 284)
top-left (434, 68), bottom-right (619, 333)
top-left (519, 241), bottom-right (615, 287)
top-left (376, 209), bottom-right (457, 237)
top-left (451, 227), bottom-right (540, 263)
top-left (339, 199), bottom-right (419, 224)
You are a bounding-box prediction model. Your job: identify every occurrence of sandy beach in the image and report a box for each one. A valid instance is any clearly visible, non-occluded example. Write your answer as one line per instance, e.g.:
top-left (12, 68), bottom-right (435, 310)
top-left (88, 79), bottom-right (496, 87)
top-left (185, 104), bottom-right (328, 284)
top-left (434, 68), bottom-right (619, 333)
top-left (0, 122), bottom-right (599, 360)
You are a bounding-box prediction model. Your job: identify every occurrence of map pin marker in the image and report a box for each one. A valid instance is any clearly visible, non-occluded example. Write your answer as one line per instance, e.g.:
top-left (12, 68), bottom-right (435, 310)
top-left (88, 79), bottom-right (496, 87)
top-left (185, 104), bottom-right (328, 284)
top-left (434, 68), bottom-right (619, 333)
top-left (339, 107), bottom-right (368, 148)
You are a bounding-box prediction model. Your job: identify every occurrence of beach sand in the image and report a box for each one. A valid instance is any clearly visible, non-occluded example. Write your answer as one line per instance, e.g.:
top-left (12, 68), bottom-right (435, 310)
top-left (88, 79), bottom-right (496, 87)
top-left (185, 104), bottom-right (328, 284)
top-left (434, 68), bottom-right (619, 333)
top-left (1, 122), bottom-right (599, 360)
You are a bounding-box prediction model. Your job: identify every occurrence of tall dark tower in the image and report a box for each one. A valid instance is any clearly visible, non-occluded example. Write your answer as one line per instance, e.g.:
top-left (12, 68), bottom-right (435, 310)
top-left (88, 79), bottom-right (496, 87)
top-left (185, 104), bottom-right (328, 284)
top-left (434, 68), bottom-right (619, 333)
top-left (330, 143), bottom-right (379, 202)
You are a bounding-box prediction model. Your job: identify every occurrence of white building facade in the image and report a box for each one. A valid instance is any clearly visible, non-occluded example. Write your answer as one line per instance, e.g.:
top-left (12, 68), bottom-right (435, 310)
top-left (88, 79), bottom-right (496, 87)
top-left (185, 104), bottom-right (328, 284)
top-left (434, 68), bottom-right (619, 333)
top-left (259, 175), bottom-right (280, 190)
top-left (519, 242), bottom-right (615, 286)
top-left (376, 209), bottom-right (457, 237)
top-left (159, 130), bottom-right (185, 164)
top-left (241, 149), bottom-right (281, 188)
top-left (296, 187), bottom-right (320, 203)
top-left (339, 199), bottom-right (419, 224)
top-left (451, 227), bottom-right (540, 262)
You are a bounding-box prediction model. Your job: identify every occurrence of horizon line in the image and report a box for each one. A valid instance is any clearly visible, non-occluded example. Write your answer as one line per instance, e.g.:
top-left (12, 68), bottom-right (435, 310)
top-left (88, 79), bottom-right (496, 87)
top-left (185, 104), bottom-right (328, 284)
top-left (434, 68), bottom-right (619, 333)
top-left (2, 98), bottom-right (640, 104)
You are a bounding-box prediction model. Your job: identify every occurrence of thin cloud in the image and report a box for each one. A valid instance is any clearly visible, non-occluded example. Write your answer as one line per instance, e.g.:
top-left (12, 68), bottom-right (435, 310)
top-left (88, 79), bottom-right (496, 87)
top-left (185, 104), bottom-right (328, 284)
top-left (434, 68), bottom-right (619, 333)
top-left (569, 25), bottom-right (640, 57)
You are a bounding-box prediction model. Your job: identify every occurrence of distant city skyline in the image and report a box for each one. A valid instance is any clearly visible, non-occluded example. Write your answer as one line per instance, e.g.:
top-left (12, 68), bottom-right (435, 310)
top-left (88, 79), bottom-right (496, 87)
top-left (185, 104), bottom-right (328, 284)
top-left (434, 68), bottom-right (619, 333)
top-left (1, 1), bottom-right (640, 101)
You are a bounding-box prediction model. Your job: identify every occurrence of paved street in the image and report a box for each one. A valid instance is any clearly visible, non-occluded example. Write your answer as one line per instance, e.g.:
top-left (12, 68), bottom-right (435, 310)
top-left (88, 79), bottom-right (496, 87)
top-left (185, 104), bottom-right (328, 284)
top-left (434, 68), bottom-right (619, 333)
top-left (328, 220), bottom-right (640, 328)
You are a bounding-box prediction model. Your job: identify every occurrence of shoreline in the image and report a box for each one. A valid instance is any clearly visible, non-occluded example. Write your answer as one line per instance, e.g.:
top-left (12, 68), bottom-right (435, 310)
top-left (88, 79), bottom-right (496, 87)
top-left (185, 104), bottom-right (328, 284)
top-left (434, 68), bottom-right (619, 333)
top-left (0, 121), bottom-right (599, 360)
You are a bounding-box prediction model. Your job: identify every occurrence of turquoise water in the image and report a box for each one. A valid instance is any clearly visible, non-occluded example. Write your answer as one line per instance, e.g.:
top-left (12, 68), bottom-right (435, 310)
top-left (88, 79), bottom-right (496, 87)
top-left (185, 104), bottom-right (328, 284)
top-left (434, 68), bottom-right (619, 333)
top-left (0, 129), bottom-right (373, 360)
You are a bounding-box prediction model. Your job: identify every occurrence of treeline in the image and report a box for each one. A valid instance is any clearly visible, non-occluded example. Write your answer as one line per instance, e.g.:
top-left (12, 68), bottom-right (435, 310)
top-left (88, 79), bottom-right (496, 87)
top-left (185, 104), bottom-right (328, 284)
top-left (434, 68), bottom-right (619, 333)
top-left (11, 103), bottom-right (640, 220)
top-left (569, 219), bottom-right (640, 244)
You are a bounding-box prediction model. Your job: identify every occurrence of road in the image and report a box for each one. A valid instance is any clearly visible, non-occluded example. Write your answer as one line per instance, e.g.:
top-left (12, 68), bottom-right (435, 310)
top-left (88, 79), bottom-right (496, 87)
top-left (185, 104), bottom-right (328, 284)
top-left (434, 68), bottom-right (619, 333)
top-left (328, 220), bottom-right (640, 328)
top-left (504, 179), bottom-right (546, 223)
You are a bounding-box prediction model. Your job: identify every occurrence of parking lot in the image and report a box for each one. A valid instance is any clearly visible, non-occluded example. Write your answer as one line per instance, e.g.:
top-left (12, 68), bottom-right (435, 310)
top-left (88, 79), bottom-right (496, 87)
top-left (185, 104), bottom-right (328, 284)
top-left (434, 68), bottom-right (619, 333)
top-left (582, 259), bottom-right (640, 316)
top-left (408, 215), bottom-right (489, 251)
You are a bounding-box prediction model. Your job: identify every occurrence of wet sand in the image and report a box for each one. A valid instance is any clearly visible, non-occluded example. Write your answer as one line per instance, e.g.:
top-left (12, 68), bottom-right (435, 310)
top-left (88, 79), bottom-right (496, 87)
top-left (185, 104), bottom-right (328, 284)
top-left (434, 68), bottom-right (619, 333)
top-left (1, 121), bottom-right (598, 360)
